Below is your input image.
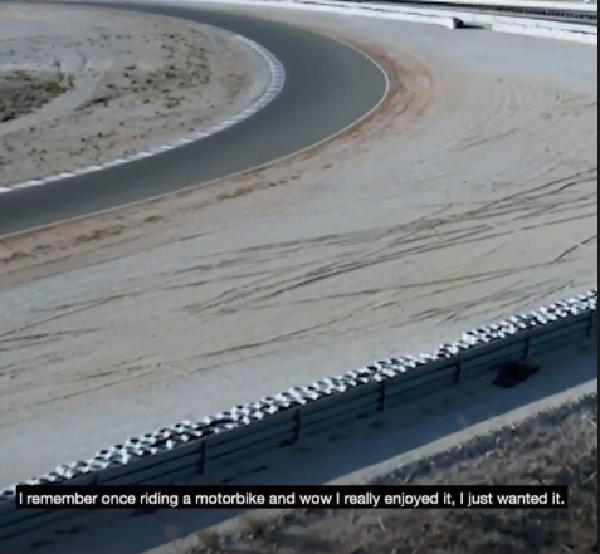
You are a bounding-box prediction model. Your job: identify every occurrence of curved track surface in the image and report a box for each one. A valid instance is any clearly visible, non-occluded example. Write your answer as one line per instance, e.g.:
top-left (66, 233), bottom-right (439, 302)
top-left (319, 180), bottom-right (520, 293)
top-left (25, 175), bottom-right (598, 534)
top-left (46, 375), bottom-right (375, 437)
top-left (0, 1), bottom-right (387, 235)
top-left (0, 0), bottom-right (596, 523)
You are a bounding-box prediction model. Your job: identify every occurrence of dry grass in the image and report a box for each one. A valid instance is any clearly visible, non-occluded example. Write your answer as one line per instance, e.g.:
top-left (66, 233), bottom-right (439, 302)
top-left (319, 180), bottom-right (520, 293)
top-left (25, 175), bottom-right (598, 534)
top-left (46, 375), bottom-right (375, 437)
top-left (173, 394), bottom-right (597, 554)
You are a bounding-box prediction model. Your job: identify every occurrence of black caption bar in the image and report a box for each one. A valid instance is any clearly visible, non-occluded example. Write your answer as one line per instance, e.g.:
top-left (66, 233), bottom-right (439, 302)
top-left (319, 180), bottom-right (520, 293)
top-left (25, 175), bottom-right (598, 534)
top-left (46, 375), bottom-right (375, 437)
top-left (15, 485), bottom-right (568, 510)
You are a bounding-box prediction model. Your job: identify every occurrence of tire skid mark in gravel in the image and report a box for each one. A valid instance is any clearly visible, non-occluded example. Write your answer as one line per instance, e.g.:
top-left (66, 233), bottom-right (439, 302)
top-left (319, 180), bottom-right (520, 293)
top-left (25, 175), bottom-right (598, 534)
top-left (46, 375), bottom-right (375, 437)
top-left (0, 39), bottom-right (595, 359)
top-left (167, 165), bottom-right (595, 320)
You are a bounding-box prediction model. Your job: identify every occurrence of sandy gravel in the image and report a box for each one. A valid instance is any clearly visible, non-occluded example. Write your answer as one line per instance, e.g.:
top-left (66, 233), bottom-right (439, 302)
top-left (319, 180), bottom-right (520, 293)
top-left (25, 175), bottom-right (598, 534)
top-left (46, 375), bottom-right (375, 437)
top-left (0, 3), bottom-right (271, 186)
top-left (0, 6), bottom-right (596, 487)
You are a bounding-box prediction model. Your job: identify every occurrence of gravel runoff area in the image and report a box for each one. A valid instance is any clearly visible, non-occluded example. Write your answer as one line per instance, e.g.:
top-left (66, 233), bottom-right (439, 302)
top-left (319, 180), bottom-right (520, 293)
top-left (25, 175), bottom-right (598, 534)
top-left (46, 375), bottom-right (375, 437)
top-left (0, 4), bottom-right (597, 492)
top-left (0, 2), bottom-right (271, 186)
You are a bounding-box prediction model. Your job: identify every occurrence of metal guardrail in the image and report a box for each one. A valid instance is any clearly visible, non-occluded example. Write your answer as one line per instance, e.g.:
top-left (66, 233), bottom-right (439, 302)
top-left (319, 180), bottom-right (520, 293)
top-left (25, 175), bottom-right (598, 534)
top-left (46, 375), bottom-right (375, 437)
top-left (291, 0), bottom-right (597, 21)
top-left (0, 290), bottom-right (596, 549)
top-left (281, 0), bottom-right (598, 40)
top-left (386, 0), bottom-right (597, 7)
top-left (190, 0), bottom-right (597, 40)
top-left (372, 0), bottom-right (597, 21)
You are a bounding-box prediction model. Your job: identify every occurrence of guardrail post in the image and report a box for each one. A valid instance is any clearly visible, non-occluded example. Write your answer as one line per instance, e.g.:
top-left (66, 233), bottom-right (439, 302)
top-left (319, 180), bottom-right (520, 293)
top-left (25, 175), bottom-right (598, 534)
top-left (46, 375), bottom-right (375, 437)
top-left (453, 356), bottom-right (463, 384)
top-left (379, 380), bottom-right (387, 412)
top-left (198, 440), bottom-right (207, 476)
top-left (587, 310), bottom-right (595, 338)
top-left (295, 408), bottom-right (302, 444)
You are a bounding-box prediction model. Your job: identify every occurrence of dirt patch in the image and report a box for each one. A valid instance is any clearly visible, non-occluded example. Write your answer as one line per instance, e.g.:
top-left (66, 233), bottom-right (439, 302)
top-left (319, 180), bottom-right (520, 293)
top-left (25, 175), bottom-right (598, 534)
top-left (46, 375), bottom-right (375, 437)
top-left (0, 70), bottom-right (70, 124)
top-left (170, 395), bottom-right (598, 554)
top-left (0, 2), bottom-right (271, 186)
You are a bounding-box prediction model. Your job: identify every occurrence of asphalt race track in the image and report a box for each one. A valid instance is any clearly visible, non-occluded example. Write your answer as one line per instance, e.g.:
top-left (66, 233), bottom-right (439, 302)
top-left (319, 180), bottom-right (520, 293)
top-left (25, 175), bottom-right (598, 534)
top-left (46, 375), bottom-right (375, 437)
top-left (0, 1), bottom-right (387, 235)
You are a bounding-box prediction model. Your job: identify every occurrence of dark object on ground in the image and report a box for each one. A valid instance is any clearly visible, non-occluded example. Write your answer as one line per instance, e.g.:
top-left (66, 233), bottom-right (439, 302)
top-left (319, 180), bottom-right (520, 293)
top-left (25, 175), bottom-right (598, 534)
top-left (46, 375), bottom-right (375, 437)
top-left (493, 360), bottom-right (539, 388)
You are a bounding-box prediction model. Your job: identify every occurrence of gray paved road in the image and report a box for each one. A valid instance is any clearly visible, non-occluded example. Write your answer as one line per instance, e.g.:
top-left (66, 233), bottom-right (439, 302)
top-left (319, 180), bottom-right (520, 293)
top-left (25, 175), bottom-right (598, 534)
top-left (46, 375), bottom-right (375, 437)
top-left (0, 1), bottom-right (387, 235)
